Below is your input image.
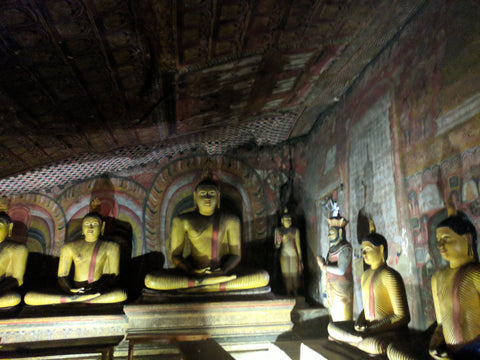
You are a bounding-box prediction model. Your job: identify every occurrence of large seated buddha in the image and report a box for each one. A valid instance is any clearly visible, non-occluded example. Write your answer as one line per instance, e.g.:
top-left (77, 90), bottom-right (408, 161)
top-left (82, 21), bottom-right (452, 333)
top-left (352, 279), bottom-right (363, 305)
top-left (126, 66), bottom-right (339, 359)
top-left (144, 180), bottom-right (270, 292)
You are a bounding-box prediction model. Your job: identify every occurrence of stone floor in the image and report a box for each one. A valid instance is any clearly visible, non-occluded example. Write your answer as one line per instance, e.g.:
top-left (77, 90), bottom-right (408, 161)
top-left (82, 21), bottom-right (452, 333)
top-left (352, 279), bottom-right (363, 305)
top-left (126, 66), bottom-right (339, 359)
top-left (269, 297), bottom-right (379, 360)
top-left (217, 296), bottom-right (382, 360)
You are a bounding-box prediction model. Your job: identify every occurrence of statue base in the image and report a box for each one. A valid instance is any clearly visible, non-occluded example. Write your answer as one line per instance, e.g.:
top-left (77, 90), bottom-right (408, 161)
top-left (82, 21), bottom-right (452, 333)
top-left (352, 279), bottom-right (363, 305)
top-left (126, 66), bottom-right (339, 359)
top-left (139, 285), bottom-right (272, 303)
top-left (0, 295), bottom-right (295, 359)
top-left (119, 294), bottom-right (295, 358)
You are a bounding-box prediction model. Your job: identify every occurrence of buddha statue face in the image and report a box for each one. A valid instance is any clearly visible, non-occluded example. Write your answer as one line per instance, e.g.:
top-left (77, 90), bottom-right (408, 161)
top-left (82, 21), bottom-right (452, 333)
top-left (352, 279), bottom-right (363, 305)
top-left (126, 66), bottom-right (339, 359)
top-left (281, 215), bottom-right (292, 229)
top-left (82, 214), bottom-right (104, 242)
top-left (0, 214), bottom-right (13, 243)
top-left (362, 241), bottom-right (384, 269)
top-left (436, 226), bottom-right (472, 264)
top-left (194, 183), bottom-right (220, 216)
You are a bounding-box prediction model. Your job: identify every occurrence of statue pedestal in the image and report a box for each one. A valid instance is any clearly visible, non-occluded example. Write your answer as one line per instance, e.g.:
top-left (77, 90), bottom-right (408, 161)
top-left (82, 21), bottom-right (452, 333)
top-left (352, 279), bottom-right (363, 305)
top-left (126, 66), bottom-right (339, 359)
top-left (0, 297), bottom-right (295, 358)
top-left (0, 313), bottom-right (127, 359)
top-left (124, 297), bottom-right (295, 342)
top-left (120, 296), bottom-right (295, 358)
top-left (0, 314), bottom-right (127, 344)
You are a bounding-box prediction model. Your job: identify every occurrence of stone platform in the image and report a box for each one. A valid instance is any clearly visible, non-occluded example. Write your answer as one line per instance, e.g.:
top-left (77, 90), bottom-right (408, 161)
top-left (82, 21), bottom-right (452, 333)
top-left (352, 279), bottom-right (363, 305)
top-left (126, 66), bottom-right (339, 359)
top-left (124, 296), bottom-right (295, 342)
top-left (0, 294), bottom-right (296, 359)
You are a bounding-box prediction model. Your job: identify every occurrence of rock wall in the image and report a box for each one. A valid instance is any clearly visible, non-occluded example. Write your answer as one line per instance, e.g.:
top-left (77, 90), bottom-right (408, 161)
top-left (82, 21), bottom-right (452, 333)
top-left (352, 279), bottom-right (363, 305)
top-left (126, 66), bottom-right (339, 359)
top-left (299, 1), bottom-right (480, 329)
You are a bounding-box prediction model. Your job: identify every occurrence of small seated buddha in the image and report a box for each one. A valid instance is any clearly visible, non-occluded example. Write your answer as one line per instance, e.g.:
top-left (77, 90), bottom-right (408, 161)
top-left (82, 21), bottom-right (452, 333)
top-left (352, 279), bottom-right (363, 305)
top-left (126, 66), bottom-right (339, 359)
top-left (428, 206), bottom-right (480, 360)
top-left (0, 212), bottom-right (28, 309)
top-left (327, 222), bottom-right (410, 356)
top-left (144, 180), bottom-right (270, 292)
top-left (24, 212), bottom-right (127, 305)
top-left (274, 209), bottom-right (303, 296)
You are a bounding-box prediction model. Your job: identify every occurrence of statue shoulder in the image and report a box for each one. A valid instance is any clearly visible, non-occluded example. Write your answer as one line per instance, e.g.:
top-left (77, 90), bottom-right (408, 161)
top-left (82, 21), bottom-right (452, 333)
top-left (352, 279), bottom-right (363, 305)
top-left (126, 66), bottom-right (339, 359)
top-left (2, 240), bottom-right (27, 254)
top-left (432, 265), bottom-right (453, 280)
top-left (221, 213), bottom-right (240, 223)
top-left (101, 239), bottom-right (120, 249)
top-left (338, 241), bottom-right (352, 250)
top-left (378, 265), bottom-right (404, 284)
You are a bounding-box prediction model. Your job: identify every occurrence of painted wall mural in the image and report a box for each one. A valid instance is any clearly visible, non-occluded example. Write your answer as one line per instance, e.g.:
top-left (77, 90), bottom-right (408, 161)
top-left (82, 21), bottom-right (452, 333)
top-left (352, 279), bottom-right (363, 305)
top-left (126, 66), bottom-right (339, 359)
top-left (405, 144), bottom-right (480, 327)
top-left (300, 0), bottom-right (480, 331)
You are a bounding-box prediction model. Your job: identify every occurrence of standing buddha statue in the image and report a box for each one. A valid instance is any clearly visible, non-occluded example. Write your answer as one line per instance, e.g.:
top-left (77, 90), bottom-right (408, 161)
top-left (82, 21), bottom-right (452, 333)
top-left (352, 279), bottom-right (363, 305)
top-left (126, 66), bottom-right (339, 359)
top-left (274, 209), bottom-right (303, 296)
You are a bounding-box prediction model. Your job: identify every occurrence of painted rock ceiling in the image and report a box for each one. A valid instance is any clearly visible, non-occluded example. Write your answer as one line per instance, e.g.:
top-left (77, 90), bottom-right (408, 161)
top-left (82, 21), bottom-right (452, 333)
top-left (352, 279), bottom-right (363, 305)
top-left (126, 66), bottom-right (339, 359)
top-left (0, 0), bottom-right (421, 194)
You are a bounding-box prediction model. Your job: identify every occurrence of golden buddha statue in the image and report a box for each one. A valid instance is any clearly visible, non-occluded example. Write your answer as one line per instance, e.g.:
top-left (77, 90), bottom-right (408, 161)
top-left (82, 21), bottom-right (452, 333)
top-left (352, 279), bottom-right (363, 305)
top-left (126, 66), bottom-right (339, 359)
top-left (144, 180), bottom-right (270, 292)
top-left (24, 212), bottom-right (127, 305)
top-left (328, 223), bottom-right (410, 356)
top-left (274, 209), bottom-right (302, 295)
top-left (316, 214), bottom-right (353, 321)
top-left (0, 212), bottom-right (28, 308)
top-left (428, 206), bottom-right (480, 360)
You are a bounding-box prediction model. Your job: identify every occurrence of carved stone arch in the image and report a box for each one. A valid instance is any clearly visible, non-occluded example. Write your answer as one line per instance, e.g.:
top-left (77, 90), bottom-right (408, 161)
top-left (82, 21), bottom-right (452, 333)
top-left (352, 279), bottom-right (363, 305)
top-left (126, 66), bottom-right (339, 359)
top-left (9, 193), bottom-right (66, 256)
top-left (56, 175), bottom-right (146, 256)
top-left (144, 155), bottom-right (269, 267)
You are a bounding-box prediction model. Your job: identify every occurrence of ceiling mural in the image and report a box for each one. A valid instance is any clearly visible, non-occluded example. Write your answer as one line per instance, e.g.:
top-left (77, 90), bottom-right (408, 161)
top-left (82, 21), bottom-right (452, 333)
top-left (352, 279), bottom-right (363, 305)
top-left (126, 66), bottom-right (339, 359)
top-left (0, 0), bottom-right (423, 193)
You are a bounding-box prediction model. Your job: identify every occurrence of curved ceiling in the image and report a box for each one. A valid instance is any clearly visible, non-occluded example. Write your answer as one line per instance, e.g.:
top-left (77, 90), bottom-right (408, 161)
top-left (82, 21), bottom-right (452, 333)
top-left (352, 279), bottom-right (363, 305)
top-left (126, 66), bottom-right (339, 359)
top-left (0, 0), bottom-right (422, 193)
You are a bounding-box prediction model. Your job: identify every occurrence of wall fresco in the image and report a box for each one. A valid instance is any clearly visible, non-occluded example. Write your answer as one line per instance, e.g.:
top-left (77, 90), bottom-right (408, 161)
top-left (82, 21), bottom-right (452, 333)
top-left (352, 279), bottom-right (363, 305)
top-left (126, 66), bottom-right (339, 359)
top-left (405, 145), bottom-right (480, 327)
top-left (300, 0), bottom-right (480, 330)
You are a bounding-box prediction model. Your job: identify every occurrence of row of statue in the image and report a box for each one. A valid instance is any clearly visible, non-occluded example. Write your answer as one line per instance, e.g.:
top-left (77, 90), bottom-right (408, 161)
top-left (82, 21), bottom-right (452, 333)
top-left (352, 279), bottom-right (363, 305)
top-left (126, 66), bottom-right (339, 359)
top-left (317, 203), bottom-right (480, 359)
top-left (0, 180), bottom-right (479, 359)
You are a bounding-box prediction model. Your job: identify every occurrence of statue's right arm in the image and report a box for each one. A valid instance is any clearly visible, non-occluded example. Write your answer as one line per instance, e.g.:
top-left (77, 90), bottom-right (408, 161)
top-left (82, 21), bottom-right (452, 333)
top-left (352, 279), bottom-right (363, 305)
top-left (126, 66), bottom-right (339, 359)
top-left (57, 245), bottom-right (76, 293)
top-left (429, 273), bottom-right (449, 358)
top-left (0, 245), bottom-right (28, 292)
top-left (274, 228), bottom-right (282, 249)
top-left (12, 245), bottom-right (28, 286)
top-left (354, 310), bottom-right (367, 332)
top-left (170, 217), bottom-right (191, 273)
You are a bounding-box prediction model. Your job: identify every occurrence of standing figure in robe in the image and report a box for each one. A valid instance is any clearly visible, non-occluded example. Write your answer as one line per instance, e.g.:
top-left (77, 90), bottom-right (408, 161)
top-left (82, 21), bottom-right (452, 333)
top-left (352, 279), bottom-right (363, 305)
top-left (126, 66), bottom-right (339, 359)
top-left (275, 210), bottom-right (302, 295)
top-left (328, 222), bottom-right (410, 356)
top-left (428, 206), bottom-right (480, 360)
top-left (144, 179), bottom-right (269, 292)
top-left (0, 212), bottom-right (28, 309)
top-left (24, 212), bottom-right (127, 305)
top-left (317, 214), bottom-right (353, 321)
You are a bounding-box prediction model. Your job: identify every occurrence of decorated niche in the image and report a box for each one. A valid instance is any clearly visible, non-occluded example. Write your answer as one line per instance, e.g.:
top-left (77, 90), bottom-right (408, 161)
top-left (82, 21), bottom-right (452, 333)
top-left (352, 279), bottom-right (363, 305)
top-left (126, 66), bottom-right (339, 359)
top-left (56, 176), bottom-right (146, 256)
top-left (9, 194), bottom-right (66, 255)
top-left (144, 155), bottom-right (269, 268)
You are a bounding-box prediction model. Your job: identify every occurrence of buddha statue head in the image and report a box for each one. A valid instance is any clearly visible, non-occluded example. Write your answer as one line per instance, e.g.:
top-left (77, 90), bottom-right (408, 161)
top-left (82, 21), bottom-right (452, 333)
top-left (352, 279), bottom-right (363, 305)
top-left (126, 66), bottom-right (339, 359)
top-left (327, 216), bottom-right (348, 247)
top-left (436, 211), bottom-right (477, 267)
top-left (194, 179), bottom-right (221, 216)
top-left (0, 212), bottom-right (13, 243)
top-left (81, 212), bottom-right (105, 243)
top-left (362, 232), bottom-right (388, 269)
top-left (281, 209), bottom-right (293, 229)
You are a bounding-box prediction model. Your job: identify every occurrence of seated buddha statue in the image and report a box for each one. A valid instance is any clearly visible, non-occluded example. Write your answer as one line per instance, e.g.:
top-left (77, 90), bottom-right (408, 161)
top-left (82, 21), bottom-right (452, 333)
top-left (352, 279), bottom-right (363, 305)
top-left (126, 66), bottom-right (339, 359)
top-left (24, 212), bottom-right (127, 305)
top-left (144, 179), bottom-right (270, 292)
top-left (0, 212), bottom-right (28, 309)
top-left (327, 223), bottom-right (410, 356)
top-left (316, 213), bottom-right (353, 321)
top-left (428, 206), bottom-right (480, 360)
top-left (274, 209), bottom-right (303, 296)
